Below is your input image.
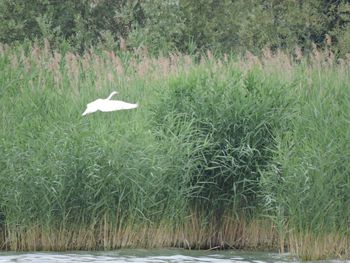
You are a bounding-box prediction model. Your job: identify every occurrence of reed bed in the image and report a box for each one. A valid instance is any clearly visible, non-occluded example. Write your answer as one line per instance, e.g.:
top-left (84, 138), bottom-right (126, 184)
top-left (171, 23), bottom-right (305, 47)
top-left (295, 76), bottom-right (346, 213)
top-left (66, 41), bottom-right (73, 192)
top-left (0, 42), bottom-right (349, 260)
top-left (2, 214), bottom-right (277, 251)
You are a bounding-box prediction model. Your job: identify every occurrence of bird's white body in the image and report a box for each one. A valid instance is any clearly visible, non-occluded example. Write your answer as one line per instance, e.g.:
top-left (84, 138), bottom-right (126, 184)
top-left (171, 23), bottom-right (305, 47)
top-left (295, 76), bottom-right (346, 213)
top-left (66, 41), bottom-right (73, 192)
top-left (82, 91), bottom-right (138, 116)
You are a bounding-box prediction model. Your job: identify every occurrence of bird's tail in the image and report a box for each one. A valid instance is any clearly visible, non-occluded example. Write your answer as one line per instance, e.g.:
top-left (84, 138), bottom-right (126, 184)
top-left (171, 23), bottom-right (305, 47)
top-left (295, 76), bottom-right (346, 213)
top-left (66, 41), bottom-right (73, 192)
top-left (82, 109), bottom-right (90, 116)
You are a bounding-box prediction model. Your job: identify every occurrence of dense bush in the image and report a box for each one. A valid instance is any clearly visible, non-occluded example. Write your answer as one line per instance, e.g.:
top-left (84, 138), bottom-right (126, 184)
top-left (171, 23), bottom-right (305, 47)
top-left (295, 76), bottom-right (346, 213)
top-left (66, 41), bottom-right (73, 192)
top-left (152, 68), bottom-right (289, 215)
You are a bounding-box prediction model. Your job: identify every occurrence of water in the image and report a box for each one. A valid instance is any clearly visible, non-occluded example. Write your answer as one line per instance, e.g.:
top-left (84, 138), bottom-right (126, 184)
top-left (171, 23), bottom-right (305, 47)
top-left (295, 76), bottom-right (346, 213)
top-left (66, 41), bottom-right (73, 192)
top-left (0, 249), bottom-right (347, 263)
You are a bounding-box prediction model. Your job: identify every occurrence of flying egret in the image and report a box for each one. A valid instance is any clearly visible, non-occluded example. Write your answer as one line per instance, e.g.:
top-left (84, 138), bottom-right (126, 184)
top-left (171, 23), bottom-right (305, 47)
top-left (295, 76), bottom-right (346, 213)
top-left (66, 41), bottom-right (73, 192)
top-left (82, 91), bottom-right (138, 116)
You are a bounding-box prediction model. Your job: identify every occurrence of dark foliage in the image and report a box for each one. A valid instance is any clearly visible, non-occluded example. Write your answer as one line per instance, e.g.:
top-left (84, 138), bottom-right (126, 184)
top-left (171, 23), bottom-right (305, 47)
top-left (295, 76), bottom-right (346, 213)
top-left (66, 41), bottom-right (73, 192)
top-left (1, 0), bottom-right (350, 54)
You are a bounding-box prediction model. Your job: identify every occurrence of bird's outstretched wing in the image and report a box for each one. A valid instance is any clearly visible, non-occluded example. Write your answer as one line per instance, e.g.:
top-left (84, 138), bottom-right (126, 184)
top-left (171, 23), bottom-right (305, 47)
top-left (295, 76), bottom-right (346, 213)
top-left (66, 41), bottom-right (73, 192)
top-left (82, 93), bottom-right (138, 116)
top-left (99, 100), bottom-right (138, 112)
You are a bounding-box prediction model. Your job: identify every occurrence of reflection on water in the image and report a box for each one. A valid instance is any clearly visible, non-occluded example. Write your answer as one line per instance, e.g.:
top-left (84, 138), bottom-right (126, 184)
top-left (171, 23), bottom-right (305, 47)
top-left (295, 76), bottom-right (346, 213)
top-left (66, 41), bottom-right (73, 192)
top-left (0, 249), bottom-right (346, 263)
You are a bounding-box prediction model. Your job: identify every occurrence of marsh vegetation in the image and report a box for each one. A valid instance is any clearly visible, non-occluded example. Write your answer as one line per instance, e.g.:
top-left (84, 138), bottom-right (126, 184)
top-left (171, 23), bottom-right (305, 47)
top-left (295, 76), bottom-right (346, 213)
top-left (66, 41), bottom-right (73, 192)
top-left (0, 42), bottom-right (349, 260)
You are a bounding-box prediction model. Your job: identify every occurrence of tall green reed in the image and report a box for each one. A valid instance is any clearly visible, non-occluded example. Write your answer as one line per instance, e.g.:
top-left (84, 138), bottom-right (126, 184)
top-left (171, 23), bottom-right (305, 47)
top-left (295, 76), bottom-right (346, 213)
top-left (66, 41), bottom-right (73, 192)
top-left (259, 63), bottom-right (350, 259)
top-left (151, 66), bottom-right (290, 217)
top-left (0, 43), bottom-right (349, 258)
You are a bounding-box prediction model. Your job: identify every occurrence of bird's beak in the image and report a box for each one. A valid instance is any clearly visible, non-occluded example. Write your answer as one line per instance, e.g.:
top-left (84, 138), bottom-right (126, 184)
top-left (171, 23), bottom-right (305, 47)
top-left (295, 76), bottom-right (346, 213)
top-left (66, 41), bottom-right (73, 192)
top-left (82, 109), bottom-right (89, 116)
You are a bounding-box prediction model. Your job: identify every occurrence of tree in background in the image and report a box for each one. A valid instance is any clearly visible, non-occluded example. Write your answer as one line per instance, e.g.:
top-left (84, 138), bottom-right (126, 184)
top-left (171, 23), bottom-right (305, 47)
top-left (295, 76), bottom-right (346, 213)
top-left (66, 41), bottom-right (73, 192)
top-left (0, 0), bottom-right (350, 55)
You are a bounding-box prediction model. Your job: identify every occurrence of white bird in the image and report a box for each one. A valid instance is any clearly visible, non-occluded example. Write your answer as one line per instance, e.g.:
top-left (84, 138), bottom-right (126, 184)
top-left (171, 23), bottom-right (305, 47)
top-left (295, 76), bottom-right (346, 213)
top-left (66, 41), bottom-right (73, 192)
top-left (82, 91), bottom-right (138, 116)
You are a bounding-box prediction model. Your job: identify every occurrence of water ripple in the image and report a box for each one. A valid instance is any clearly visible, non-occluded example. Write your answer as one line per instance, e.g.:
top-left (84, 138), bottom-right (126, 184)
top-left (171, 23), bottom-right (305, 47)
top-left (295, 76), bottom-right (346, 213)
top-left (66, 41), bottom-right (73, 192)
top-left (0, 250), bottom-right (348, 263)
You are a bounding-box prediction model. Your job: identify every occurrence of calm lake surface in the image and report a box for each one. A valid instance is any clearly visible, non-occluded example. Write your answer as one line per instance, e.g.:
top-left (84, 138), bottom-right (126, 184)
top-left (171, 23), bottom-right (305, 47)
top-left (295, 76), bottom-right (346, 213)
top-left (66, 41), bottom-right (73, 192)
top-left (0, 249), bottom-right (347, 263)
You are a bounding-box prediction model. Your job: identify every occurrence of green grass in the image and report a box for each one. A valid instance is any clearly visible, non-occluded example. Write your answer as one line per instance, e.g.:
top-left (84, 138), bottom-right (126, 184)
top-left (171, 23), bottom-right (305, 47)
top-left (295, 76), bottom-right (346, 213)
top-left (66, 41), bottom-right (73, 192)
top-left (260, 65), bottom-right (350, 259)
top-left (0, 43), bottom-right (349, 259)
